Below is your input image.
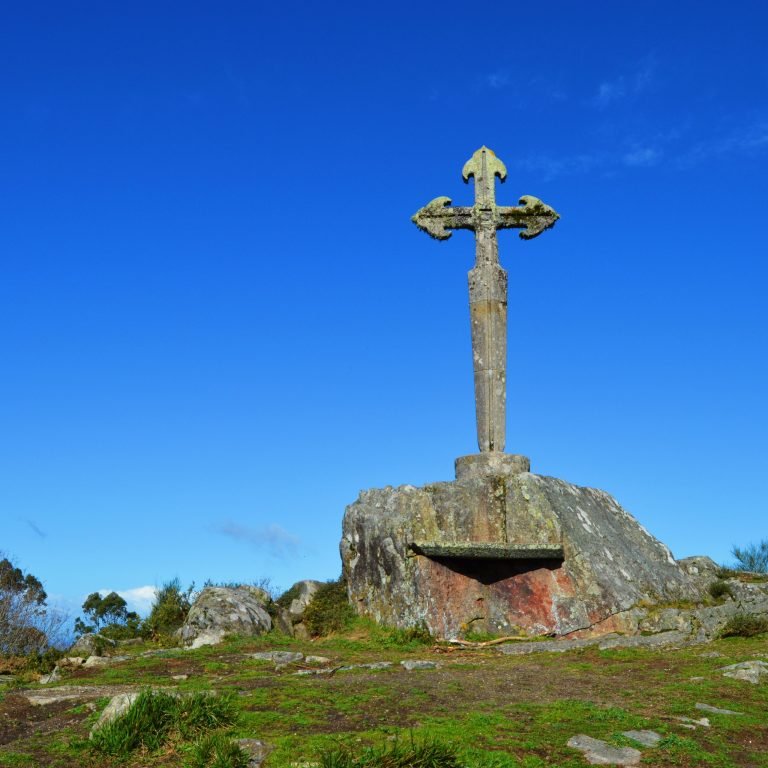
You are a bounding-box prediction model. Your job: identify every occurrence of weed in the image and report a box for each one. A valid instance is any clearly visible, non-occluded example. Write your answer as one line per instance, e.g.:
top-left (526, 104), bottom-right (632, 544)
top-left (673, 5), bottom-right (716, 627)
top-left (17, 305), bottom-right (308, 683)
top-left (719, 613), bottom-right (768, 638)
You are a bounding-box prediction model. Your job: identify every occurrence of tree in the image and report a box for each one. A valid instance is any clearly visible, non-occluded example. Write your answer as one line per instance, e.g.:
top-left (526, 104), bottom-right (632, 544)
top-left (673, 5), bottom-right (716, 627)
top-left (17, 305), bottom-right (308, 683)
top-left (74, 591), bottom-right (140, 639)
top-left (0, 555), bottom-right (66, 656)
top-left (731, 539), bottom-right (768, 573)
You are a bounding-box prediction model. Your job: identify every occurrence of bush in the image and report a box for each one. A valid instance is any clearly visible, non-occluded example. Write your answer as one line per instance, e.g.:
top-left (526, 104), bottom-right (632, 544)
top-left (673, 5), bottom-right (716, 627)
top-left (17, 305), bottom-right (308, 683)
top-left (708, 579), bottom-right (733, 600)
top-left (731, 540), bottom-right (768, 573)
top-left (719, 613), bottom-right (768, 638)
top-left (185, 733), bottom-right (250, 768)
top-left (144, 579), bottom-right (195, 637)
top-left (92, 689), bottom-right (239, 756)
top-left (303, 578), bottom-right (355, 637)
top-left (320, 738), bottom-right (462, 768)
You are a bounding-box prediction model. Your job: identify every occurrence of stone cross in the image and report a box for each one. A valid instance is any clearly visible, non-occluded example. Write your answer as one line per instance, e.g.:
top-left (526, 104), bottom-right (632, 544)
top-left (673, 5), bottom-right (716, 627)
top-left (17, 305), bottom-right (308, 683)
top-left (412, 146), bottom-right (559, 453)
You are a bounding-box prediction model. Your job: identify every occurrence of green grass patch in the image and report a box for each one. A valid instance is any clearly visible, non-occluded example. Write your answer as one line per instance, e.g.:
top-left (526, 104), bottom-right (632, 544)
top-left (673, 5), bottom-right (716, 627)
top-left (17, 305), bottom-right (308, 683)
top-left (91, 688), bottom-right (239, 756)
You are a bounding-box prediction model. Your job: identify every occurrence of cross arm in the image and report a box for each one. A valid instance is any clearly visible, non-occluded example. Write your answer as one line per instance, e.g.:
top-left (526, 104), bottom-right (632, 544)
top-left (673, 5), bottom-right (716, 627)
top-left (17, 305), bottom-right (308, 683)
top-left (411, 197), bottom-right (474, 240)
top-left (497, 195), bottom-right (560, 240)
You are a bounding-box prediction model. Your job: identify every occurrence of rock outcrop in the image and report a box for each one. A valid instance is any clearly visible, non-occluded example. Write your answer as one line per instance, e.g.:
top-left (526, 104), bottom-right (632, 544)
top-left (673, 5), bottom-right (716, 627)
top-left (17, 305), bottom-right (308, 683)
top-left (179, 586), bottom-right (271, 648)
top-left (341, 463), bottom-right (698, 638)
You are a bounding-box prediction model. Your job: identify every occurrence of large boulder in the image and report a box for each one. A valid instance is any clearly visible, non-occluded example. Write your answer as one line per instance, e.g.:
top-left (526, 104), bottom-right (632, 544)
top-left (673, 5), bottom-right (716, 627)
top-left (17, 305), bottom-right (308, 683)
top-left (341, 460), bottom-right (698, 639)
top-left (69, 633), bottom-right (116, 657)
top-left (179, 586), bottom-right (271, 648)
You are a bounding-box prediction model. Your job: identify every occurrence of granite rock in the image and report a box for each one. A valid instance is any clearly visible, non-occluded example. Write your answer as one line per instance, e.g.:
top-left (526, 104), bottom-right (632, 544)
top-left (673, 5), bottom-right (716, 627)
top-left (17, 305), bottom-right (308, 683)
top-left (179, 586), bottom-right (272, 647)
top-left (342, 470), bottom-right (696, 638)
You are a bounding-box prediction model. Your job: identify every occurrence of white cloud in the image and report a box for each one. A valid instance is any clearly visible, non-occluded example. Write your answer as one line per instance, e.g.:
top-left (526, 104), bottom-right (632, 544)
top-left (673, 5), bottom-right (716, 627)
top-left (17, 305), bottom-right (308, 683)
top-left (216, 521), bottom-right (300, 559)
top-left (96, 586), bottom-right (158, 615)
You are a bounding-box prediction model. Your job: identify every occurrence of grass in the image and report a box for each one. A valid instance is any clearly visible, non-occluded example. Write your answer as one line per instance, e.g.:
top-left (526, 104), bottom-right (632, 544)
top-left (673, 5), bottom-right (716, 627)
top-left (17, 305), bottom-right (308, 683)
top-left (91, 688), bottom-right (239, 756)
top-left (3, 628), bottom-right (768, 767)
top-left (319, 737), bottom-right (462, 768)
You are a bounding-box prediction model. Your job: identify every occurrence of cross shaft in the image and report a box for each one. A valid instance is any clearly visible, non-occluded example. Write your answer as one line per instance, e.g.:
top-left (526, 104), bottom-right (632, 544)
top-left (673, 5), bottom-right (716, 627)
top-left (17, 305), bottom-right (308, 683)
top-left (412, 147), bottom-right (559, 454)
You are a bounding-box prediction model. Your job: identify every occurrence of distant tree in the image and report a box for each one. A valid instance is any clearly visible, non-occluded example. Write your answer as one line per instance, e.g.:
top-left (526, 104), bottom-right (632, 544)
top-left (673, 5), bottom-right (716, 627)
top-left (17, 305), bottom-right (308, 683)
top-left (74, 591), bottom-right (140, 639)
top-left (731, 539), bottom-right (768, 574)
top-left (0, 555), bottom-right (67, 656)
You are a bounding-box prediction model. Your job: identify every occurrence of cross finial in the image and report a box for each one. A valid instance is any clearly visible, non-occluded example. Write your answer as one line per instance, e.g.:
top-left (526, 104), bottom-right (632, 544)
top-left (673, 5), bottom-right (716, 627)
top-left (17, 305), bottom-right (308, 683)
top-left (411, 147), bottom-right (559, 454)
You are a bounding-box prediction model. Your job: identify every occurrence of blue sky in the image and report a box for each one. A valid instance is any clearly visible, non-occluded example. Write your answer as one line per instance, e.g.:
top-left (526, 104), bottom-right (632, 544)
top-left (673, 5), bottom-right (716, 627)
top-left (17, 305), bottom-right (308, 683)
top-left (2, 2), bottom-right (767, 617)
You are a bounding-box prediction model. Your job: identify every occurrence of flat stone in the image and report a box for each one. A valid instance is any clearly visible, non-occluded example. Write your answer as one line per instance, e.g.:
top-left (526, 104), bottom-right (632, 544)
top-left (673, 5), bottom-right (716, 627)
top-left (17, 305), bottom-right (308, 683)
top-left (23, 684), bottom-right (136, 707)
top-left (236, 738), bottom-right (274, 767)
top-left (498, 637), bottom-right (608, 655)
top-left (719, 660), bottom-right (768, 684)
top-left (171, 674), bottom-right (189, 681)
top-left (673, 716), bottom-right (710, 728)
top-left (337, 661), bottom-right (393, 672)
top-left (250, 651), bottom-right (304, 663)
top-left (567, 735), bottom-right (641, 765)
top-left (598, 631), bottom-right (690, 651)
top-left (695, 702), bottom-right (742, 715)
top-left (400, 660), bottom-right (438, 671)
top-left (305, 656), bottom-right (331, 664)
top-left (621, 730), bottom-right (662, 747)
top-left (84, 654), bottom-right (129, 667)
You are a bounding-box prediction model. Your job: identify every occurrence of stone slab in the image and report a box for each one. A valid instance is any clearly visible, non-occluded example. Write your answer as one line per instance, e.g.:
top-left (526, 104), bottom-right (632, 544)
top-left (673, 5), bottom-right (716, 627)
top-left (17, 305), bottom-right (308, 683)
top-left (409, 542), bottom-right (564, 560)
top-left (567, 734), bottom-right (641, 765)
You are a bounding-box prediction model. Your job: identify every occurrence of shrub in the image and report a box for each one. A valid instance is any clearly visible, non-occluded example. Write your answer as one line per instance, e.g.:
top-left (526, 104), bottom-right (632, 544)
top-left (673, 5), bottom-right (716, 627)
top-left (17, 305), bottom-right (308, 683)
top-left (185, 733), bottom-right (250, 768)
top-left (719, 613), bottom-right (768, 638)
top-left (144, 578), bottom-right (195, 637)
top-left (91, 689), bottom-right (239, 756)
top-left (731, 540), bottom-right (768, 573)
top-left (708, 579), bottom-right (733, 600)
top-left (303, 578), bottom-right (355, 637)
top-left (320, 737), bottom-right (462, 768)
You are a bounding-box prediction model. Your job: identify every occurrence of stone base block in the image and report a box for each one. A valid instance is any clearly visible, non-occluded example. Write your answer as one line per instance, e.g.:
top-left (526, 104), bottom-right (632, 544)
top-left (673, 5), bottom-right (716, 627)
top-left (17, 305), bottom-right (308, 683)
top-left (455, 452), bottom-right (530, 481)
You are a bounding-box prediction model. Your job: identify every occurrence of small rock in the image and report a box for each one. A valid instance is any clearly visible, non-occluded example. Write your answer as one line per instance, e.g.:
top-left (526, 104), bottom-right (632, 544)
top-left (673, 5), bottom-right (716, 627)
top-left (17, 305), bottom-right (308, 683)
top-left (689, 676), bottom-right (705, 681)
top-left (673, 716), bottom-right (710, 728)
top-left (621, 730), bottom-right (662, 747)
top-left (337, 661), bottom-right (393, 672)
top-left (295, 668), bottom-right (334, 676)
top-left (236, 738), bottom-right (274, 767)
top-left (719, 660), bottom-right (768, 684)
top-left (39, 667), bottom-right (61, 684)
top-left (567, 734), bottom-right (641, 766)
top-left (400, 660), bottom-right (438, 671)
top-left (171, 674), bottom-right (189, 681)
top-left (90, 692), bottom-right (139, 736)
top-left (187, 629), bottom-right (226, 649)
top-left (695, 702), bottom-right (742, 715)
top-left (250, 651), bottom-right (304, 663)
top-left (305, 655), bottom-right (331, 665)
